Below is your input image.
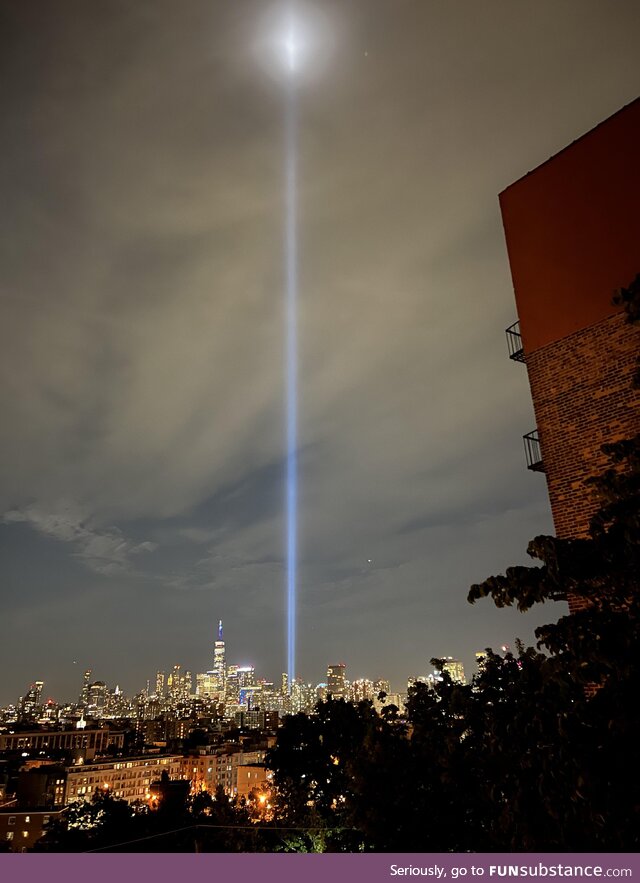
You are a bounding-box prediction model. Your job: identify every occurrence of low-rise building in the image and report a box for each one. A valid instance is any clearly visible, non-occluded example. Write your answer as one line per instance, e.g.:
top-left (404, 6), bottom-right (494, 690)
top-left (17, 766), bottom-right (66, 808)
top-left (0, 728), bottom-right (123, 760)
top-left (64, 755), bottom-right (184, 804)
top-left (236, 763), bottom-right (271, 800)
top-left (183, 747), bottom-right (267, 797)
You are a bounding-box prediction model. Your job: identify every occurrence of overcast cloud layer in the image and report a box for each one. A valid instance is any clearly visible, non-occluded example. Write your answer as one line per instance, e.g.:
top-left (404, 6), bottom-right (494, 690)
top-left (1, 1), bottom-right (639, 703)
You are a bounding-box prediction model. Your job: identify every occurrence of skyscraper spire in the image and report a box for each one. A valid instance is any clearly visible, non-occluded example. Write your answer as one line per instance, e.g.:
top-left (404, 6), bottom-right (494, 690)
top-left (213, 618), bottom-right (226, 697)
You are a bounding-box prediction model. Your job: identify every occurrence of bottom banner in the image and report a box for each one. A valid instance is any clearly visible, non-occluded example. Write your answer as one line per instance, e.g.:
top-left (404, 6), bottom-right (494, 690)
top-left (1, 853), bottom-right (638, 883)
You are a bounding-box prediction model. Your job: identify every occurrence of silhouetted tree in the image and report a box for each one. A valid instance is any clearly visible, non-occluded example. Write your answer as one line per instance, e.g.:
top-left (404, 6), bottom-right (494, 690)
top-left (465, 278), bottom-right (640, 849)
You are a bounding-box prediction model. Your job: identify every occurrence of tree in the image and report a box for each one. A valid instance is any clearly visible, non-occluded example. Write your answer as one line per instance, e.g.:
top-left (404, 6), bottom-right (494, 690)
top-left (36, 789), bottom-right (136, 852)
top-left (267, 699), bottom-right (384, 851)
top-left (465, 279), bottom-right (640, 849)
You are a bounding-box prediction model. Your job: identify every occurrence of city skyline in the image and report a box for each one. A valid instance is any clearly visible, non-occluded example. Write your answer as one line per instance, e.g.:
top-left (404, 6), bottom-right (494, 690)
top-left (2, 1), bottom-right (640, 705)
top-left (7, 614), bottom-right (471, 707)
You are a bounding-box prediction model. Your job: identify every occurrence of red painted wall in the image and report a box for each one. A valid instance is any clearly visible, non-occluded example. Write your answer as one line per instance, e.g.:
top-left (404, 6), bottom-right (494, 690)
top-left (500, 98), bottom-right (640, 355)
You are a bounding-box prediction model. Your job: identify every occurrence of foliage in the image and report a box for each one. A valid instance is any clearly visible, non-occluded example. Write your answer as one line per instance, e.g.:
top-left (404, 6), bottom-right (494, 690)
top-left (265, 627), bottom-right (637, 850)
top-left (35, 779), bottom-right (266, 853)
top-left (35, 789), bottom-right (137, 852)
top-left (266, 699), bottom-right (379, 851)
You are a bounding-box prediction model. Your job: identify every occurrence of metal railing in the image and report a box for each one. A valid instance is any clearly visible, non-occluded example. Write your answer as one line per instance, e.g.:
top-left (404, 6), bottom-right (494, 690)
top-left (505, 320), bottom-right (525, 363)
top-left (523, 429), bottom-right (544, 472)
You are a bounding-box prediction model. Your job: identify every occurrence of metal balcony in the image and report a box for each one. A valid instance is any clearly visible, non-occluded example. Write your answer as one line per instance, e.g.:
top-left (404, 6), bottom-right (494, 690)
top-left (523, 429), bottom-right (544, 473)
top-left (505, 320), bottom-right (525, 363)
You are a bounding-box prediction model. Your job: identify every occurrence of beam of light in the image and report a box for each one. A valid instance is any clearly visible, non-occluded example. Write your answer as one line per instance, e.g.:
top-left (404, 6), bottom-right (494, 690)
top-left (284, 11), bottom-right (299, 691)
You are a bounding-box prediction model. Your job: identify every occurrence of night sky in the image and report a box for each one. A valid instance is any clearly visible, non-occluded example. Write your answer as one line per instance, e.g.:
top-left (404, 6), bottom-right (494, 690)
top-left (1, 1), bottom-right (639, 705)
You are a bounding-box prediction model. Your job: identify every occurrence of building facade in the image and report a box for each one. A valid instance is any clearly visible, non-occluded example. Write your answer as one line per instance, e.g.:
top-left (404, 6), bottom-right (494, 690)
top-left (326, 664), bottom-right (347, 699)
top-left (213, 620), bottom-right (226, 695)
top-left (0, 728), bottom-right (122, 761)
top-left (0, 808), bottom-right (66, 852)
top-left (64, 755), bottom-right (184, 804)
top-left (500, 98), bottom-right (640, 612)
top-left (182, 747), bottom-right (268, 797)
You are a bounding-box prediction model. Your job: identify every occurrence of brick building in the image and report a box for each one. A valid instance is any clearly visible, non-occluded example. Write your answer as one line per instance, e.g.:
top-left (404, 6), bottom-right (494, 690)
top-left (500, 98), bottom-right (640, 612)
top-left (182, 746), bottom-right (268, 797)
top-left (236, 763), bottom-right (271, 800)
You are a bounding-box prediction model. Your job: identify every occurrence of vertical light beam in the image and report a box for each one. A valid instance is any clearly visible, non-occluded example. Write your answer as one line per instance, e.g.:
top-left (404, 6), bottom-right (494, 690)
top-left (284, 13), bottom-right (299, 690)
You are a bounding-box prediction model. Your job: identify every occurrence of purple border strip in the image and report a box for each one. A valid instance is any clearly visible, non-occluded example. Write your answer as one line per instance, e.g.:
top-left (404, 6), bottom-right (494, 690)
top-left (2, 852), bottom-right (639, 883)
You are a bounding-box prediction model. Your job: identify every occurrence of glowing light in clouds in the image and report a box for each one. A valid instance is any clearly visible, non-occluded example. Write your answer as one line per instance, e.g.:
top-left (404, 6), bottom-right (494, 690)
top-left (284, 14), bottom-right (301, 73)
top-left (252, 2), bottom-right (334, 85)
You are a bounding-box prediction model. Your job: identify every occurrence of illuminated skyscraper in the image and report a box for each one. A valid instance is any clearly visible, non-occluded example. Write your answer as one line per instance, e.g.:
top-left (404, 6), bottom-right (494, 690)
top-left (20, 681), bottom-right (44, 720)
top-left (154, 670), bottom-right (165, 699)
top-left (87, 681), bottom-right (107, 712)
top-left (213, 620), bottom-right (226, 696)
top-left (195, 672), bottom-right (216, 698)
top-left (79, 669), bottom-right (92, 706)
top-left (167, 664), bottom-right (182, 702)
top-left (225, 664), bottom-right (255, 706)
top-left (327, 663), bottom-right (347, 699)
top-left (442, 658), bottom-right (466, 685)
top-left (351, 678), bottom-right (375, 703)
top-left (290, 679), bottom-right (317, 714)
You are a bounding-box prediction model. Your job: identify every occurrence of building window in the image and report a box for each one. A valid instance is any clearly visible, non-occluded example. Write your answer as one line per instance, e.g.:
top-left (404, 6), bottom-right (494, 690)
top-left (22, 831), bottom-right (29, 838)
top-left (6, 832), bottom-right (13, 841)
top-left (8, 817), bottom-right (15, 826)
top-left (24, 816), bottom-right (30, 823)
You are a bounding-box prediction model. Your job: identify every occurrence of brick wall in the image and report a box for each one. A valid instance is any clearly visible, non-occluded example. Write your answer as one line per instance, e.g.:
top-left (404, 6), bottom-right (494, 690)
top-left (526, 311), bottom-right (639, 612)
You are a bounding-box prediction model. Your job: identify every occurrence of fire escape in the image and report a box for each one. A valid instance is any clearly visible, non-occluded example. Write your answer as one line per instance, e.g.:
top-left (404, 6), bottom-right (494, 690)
top-left (505, 320), bottom-right (544, 473)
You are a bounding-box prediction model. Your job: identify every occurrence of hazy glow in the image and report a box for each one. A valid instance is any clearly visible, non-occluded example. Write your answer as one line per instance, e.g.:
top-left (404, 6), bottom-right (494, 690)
top-left (284, 16), bottom-right (301, 73)
top-left (252, 2), bottom-right (335, 86)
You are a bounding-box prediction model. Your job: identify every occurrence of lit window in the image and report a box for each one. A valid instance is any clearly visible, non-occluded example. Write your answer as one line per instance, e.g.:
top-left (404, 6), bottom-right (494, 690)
top-left (22, 831), bottom-right (29, 838)
top-left (6, 833), bottom-right (13, 841)
top-left (24, 816), bottom-right (30, 823)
